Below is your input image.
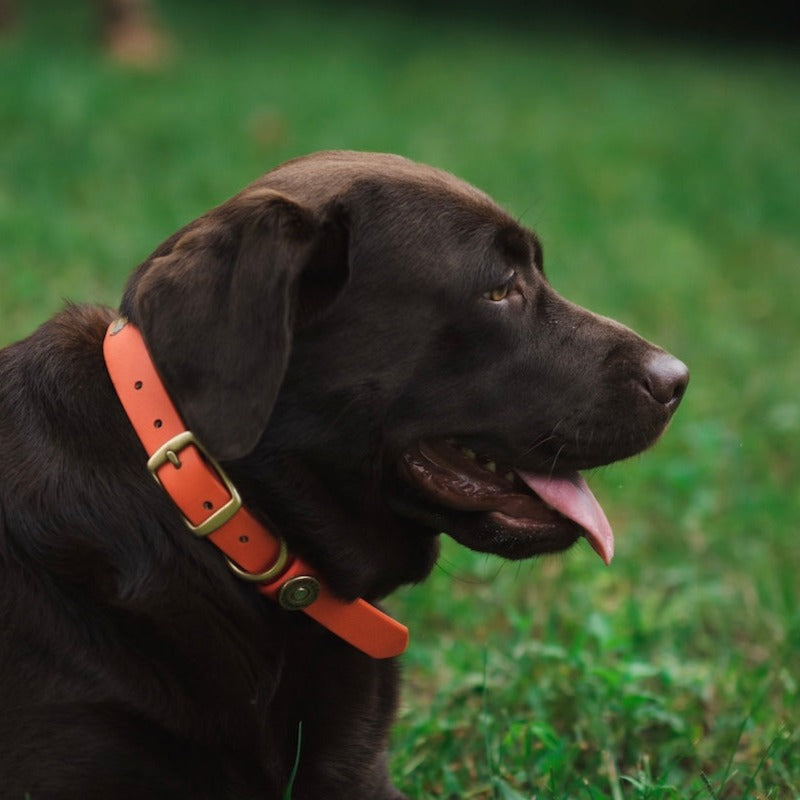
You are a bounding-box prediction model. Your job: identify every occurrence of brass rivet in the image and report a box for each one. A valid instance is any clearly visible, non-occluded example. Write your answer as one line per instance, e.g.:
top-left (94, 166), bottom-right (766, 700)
top-left (109, 317), bottom-right (128, 336)
top-left (278, 576), bottom-right (321, 611)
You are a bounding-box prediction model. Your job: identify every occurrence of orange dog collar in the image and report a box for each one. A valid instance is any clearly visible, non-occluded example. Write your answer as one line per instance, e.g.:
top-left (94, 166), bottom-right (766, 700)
top-left (103, 318), bottom-right (408, 660)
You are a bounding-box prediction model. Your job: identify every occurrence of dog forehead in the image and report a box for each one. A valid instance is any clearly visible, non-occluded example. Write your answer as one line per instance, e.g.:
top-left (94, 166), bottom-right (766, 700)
top-left (252, 150), bottom-right (504, 219)
top-left (252, 151), bottom-right (518, 281)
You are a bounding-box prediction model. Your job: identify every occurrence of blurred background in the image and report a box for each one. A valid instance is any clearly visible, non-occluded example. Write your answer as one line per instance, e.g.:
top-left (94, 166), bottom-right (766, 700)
top-left (1, 1), bottom-right (798, 797)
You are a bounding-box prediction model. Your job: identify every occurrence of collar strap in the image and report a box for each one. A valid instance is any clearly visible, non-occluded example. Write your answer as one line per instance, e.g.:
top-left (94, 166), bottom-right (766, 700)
top-left (102, 318), bottom-right (408, 659)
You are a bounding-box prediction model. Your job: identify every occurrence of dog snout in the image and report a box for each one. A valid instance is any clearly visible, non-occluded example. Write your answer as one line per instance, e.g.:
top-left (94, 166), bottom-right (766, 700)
top-left (641, 351), bottom-right (689, 411)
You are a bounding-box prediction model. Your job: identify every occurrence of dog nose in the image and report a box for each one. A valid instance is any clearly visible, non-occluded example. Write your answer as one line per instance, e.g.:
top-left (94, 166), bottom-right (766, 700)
top-left (642, 352), bottom-right (689, 409)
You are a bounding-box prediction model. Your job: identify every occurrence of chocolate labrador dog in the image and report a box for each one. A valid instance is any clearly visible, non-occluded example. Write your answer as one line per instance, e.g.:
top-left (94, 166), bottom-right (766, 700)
top-left (0, 151), bottom-right (687, 799)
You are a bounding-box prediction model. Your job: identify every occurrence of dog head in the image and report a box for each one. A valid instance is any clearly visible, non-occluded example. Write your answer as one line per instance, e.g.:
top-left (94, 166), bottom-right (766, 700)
top-left (121, 151), bottom-right (688, 598)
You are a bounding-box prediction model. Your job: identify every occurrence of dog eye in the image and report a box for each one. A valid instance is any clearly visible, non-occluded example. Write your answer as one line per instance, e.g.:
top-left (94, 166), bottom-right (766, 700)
top-left (484, 285), bottom-right (509, 301)
top-left (482, 272), bottom-right (516, 302)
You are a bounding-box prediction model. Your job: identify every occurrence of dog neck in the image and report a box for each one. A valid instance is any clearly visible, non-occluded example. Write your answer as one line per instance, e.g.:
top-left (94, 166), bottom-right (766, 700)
top-left (102, 317), bottom-right (408, 660)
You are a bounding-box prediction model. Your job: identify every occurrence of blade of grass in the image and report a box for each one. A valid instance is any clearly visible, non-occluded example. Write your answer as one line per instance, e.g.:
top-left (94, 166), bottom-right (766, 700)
top-left (282, 721), bottom-right (303, 800)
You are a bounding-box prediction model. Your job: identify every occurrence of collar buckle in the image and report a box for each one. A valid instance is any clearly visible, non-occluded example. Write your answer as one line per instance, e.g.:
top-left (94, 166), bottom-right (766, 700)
top-left (147, 430), bottom-right (242, 538)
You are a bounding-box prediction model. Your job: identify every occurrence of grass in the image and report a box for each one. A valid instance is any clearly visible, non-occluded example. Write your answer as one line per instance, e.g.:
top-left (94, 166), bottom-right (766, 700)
top-left (2, 2), bottom-right (799, 796)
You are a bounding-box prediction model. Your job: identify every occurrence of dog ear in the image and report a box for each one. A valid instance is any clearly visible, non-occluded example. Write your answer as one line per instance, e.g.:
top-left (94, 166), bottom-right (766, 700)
top-left (124, 189), bottom-right (349, 461)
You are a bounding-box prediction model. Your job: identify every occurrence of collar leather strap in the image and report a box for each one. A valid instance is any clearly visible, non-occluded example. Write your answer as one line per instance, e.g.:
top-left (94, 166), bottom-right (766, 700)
top-left (102, 318), bottom-right (408, 660)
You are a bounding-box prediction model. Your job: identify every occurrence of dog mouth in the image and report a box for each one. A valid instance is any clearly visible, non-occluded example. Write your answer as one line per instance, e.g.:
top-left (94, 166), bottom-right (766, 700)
top-left (394, 439), bottom-right (614, 564)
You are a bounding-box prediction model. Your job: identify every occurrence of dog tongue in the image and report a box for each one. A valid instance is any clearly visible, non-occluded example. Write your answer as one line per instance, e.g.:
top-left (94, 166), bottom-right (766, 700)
top-left (516, 471), bottom-right (614, 565)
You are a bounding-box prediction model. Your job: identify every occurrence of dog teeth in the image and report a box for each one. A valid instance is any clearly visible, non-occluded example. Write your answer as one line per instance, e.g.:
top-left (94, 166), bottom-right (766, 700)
top-left (451, 444), bottom-right (513, 482)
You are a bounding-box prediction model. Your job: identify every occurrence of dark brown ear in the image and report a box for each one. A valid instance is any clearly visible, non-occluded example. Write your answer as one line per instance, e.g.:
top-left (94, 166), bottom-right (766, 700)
top-left (123, 189), bottom-right (349, 461)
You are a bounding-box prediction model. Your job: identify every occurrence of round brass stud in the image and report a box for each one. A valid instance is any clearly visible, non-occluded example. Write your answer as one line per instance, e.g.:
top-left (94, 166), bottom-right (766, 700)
top-left (278, 576), bottom-right (321, 611)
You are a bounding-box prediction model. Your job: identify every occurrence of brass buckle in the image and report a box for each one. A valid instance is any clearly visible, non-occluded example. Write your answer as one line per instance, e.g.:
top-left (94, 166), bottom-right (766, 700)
top-left (147, 430), bottom-right (242, 538)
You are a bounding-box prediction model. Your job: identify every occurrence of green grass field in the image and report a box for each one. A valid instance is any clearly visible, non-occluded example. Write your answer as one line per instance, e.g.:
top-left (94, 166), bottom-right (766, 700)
top-left (1, 2), bottom-right (798, 797)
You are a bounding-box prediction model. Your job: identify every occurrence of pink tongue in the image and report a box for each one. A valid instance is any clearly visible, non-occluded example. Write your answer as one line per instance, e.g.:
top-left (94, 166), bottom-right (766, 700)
top-left (516, 471), bottom-right (615, 565)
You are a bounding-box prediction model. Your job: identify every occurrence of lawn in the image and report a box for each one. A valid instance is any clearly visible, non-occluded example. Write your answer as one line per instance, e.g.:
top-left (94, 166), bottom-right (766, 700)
top-left (1, 2), bottom-right (798, 797)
